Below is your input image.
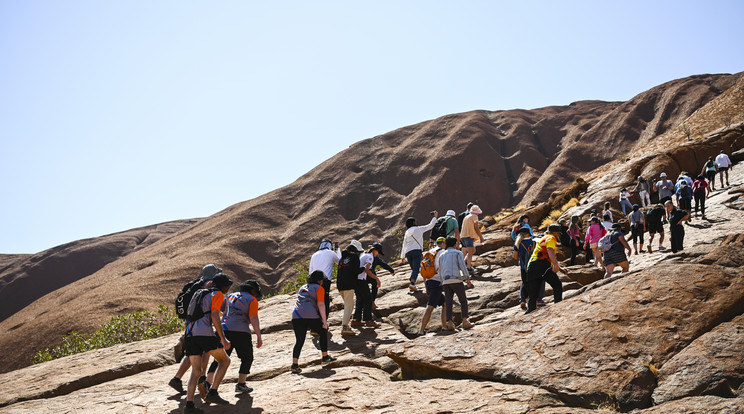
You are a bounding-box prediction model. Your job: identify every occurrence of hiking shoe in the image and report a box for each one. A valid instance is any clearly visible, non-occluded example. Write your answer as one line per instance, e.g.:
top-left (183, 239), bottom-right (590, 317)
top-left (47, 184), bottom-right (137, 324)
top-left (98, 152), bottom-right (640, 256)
top-left (235, 383), bottom-right (253, 393)
top-left (446, 320), bottom-right (456, 331)
top-left (461, 320), bottom-right (474, 330)
top-left (310, 330), bottom-right (319, 337)
top-left (659, 245), bottom-right (665, 251)
top-left (341, 327), bottom-right (356, 336)
top-left (197, 379), bottom-right (209, 400)
top-left (350, 319), bottom-right (363, 327)
top-left (647, 245), bottom-right (653, 253)
top-left (365, 320), bottom-right (380, 327)
top-left (168, 377), bottom-right (184, 393)
top-left (291, 363), bottom-right (302, 373)
top-left (417, 331), bottom-right (426, 336)
top-left (537, 300), bottom-right (546, 307)
top-left (520, 301), bottom-right (527, 309)
top-left (205, 389), bottom-right (229, 405)
top-left (408, 283), bottom-right (418, 292)
top-left (321, 354), bottom-right (337, 363)
top-left (183, 402), bottom-right (203, 413)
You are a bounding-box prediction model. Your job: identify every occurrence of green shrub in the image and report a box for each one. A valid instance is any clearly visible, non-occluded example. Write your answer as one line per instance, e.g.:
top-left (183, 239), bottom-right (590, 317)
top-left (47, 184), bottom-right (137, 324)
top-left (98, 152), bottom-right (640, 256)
top-left (32, 305), bottom-right (182, 364)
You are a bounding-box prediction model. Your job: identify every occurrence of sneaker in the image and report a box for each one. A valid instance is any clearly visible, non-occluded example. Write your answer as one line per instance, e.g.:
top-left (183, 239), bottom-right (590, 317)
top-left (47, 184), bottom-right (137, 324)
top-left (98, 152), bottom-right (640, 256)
top-left (310, 330), bottom-right (319, 337)
top-left (341, 327), bottom-right (356, 336)
top-left (659, 245), bottom-right (665, 251)
top-left (197, 379), bottom-right (209, 400)
top-left (235, 383), bottom-right (253, 393)
top-left (408, 283), bottom-right (418, 292)
top-left (461, 320), bottom-right (474, 330)
top-left (204, 389), bottom-right (229, 405)
top-left (364, 320), bottom-right (380, 327)
top-left (537, 300), bottom-right (546, 307)
top-left (321, 354), bottom-right (337, 363)
top-left (291, 363), bottom-right (302, 373)
top-left (350, 319), bottom-right (363, 327)
top-left (183, 402), bottom-right (204, 413)
top-left (446, 320), bottom-right (456, 331)
top-left (520, 301), bottom-right (527, 309)
top-left (417, 331), bottom-right (426, 336)
top-left (168, 377), bottom-right (184, 393)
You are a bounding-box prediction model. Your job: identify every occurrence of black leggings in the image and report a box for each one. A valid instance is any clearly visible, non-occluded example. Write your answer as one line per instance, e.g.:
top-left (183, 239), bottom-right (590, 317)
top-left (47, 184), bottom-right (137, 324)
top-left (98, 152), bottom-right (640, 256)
top-left (629, 224), bottom-right (644, 245)
top-left (354, 279), bottom-right (373, 321)
top-left (694, 192), bottom-right (706, 216)
top-left (292, 318), bottom-right (327, 359)
top-left (526, 260), bottom-right (563, 312)
top-left (207, 330), bottom-right (253, 374)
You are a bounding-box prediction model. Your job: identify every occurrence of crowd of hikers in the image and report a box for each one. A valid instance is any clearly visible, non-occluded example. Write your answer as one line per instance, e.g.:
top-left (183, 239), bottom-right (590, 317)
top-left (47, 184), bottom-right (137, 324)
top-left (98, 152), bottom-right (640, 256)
top-left (169, 150), bottom-right (733, 413)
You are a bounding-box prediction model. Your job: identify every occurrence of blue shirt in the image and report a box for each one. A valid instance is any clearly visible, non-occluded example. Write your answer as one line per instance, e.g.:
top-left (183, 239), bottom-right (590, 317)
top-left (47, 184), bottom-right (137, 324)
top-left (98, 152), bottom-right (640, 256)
top-left (514, 238), bottom-right (536, 271)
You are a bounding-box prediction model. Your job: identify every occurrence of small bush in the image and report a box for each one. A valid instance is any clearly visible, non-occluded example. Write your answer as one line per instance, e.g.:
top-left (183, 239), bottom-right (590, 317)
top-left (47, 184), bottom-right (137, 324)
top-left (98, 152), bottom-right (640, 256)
top-left (32, 305), bottom-right (182, 364)
top-left (539, 217), bottom-right (555, 229)
top-left (560, 197), bottom-right (579, 211)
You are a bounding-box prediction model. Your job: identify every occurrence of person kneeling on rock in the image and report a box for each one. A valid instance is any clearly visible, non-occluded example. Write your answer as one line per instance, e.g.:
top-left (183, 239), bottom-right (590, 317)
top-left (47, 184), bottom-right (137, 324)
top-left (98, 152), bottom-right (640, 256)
top-left (525, 225), bottom-right (568, 314)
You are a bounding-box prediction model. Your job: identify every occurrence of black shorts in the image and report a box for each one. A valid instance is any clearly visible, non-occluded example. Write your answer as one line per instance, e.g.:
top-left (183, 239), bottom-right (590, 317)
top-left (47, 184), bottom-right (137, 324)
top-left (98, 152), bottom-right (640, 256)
top-left (719, 166), bottom-right (728, 172)
top-left (184, 335), bottom-right (222, 356)
top-left (648, 221), bottom-right (664, 234)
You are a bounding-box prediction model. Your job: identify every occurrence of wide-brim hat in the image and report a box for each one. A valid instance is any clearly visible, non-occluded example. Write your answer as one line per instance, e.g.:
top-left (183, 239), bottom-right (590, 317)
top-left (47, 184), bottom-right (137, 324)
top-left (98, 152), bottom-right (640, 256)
top-left (348, 240), bottom-right (363, 253)
top-left (446, 209), bottom-right (456, 217)
top-left (470, 205), bottom-right (483, 214)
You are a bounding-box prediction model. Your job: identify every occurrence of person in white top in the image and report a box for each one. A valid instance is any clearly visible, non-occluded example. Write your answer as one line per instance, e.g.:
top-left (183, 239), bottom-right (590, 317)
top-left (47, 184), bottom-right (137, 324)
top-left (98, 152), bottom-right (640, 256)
top-left (401, 211), bottom-right (438, 292)
top-left (308, 238), bottom-right (342, 316)
top-left (351, 247), bottom-right (381, 327)
top-left (417, 238), bottom-right (447, 336)
top-left (715, 150), bottom-right (733, 188)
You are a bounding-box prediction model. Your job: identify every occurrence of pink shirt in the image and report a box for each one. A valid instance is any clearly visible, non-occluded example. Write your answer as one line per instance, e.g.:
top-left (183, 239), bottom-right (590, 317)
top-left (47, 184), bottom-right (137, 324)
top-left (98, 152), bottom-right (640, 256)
top-left (584, 223), bottom-right (607, 245)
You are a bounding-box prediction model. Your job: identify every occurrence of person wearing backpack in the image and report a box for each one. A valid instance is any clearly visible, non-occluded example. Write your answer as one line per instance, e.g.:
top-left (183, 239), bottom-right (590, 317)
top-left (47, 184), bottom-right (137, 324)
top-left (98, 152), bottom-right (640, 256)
top-left (368, 242), bottom-right (395, 310)
top-left (675, 180), bottom-right (693, 220)
top-left (513, 227), bottom-right (543, 309)
top-left (692, 175), bottom-right (711, 219)
top-left (646, 203), bottom-right (667, 252)
top-left (169, 263), bottom-right (223, 395)
top-left (439, 237), bottom-right (474, 330)
top-left (602, 223), bottom-right (632, 279)
top-left (633, 176), bottom-right (652, 208)
top-left (457, 202), bottom-right (474, 232)
top-left (627, 204), bottom-right (646, 255)
top-left (337, 241), bottom-right (363, 336)
top-left (204, 280), bottom-right (263, 394)
top-left (429, 210), bottom-right (460, 245)
top-left (583, 217), bottom-right (607, 270)
top-left (665, 200), bottom-right (688, 253)
top-left (183, 273), bottom-right (234, 412)
top-left (401, 212), bottom-right (438, 292)
top-left (700, 156), bottom-right (719, 191)
top-left (351, 245), bottom-right (383, 328)
top-left (417, 237), bottom-right (448, 335)
top-left (525, 225), bottom-right (568, 314)
top-left (290, 271), bottom-right (337, 374)
top-left (510, 214), bottom-right (533, 241)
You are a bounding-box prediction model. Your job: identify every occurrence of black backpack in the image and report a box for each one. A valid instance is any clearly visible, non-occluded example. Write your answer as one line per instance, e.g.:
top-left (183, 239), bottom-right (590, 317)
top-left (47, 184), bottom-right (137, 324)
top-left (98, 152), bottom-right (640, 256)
top-left (175, 277), bottom-right (206, 320)
top-left (430, 216), bottom-right (449, 240)
top-left (186, 287), bottom-right (215, 322)
top-left (646, 205), bottom-right (664, 222)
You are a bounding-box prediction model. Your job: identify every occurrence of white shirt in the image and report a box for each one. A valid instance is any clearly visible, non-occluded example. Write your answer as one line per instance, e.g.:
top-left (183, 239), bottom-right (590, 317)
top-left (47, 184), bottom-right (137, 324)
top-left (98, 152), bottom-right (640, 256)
top-left (400, 216), bottom-right (437, 257)
top-left (716, 153), bottom-right (731, 168)
top-left (358, 252), bottom-right (374, 280)
top-left (429, 247), bottom-right (444, 283)
top-left (308, 248), bottom-right (341, 280)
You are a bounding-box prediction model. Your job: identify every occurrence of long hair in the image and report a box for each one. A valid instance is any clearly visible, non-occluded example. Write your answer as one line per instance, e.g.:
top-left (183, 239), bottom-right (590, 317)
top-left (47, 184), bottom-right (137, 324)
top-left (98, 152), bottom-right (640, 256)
top-left (515, 231), bottom-right (528, 248)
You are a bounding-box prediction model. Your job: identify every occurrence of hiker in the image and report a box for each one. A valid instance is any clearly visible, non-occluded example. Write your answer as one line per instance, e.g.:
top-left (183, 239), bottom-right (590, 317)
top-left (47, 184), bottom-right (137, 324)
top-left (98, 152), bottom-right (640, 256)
top-left (655, 173), bottom-right (675, 205)
top-left (675, 180), bottom-right (693, 219)
top-left (701, 157), bottom-right (719, 191)
top-left (583, 217), bottom-right (607, 269)
top-left (204, 280), bottom-right (263, 394)
top-left (440, 236), bottom-right (474, 330)
top-left (567, 215), bottom-right (582, 266)
top-left (601, 213), bottom-right (613, 231)
top-left (716, 150), bottom-right (732, 188)
top-left (308, 238), bottom-right (341, 317)
top-left (646, 203), bottom-right (667, 252)
top-left (602, 223), bottom-right (632, 279)
top-left (351, 245), bottom-right (382, 328)
top-left (666, 200), bottom-right (687, 253)
top-left (418, 237), bottom-right (447, 335)
top-left (603, 201), bottom-right (614, 222)
top-left (430, 210), bottom-right (461, 245)
top-left (460, 204), bottom-right (485, 276)
top-left (401, 212), bottom-right (438, 292)
top-left (618, 189), bottom-right (632, 215)
top-left (337, 240), bottom-right (363, 336)
top-left (525, 224), bottom-right (568, 314)
top-left (513, 227), bottom-right (542, 309)
top-left (457, 202), bottom-right (474, 232)
top-left (633, 176), bottom-right (652, 208)
top-left (627, 204), bottom-right (645, 255)
top-left (510, 214), bottom-right (533, 241)
top-left (169, 264), bottom-right (223, 395)
top-left (368, 242), bottom-right (395, 310)
top-left (692, 175), bottom-right (711, 219)
top-left (290, 271), bottom-right (337, 374)
top-left (183, 273), bottom-right (234, 412)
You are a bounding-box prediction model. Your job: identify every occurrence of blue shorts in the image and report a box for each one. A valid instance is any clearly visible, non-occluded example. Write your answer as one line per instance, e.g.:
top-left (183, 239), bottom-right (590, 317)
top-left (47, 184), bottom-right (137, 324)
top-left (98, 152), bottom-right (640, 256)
top-left (425, 279), bottom-right (445, 308)
top-left (460, 237), bottom-right (475, 247)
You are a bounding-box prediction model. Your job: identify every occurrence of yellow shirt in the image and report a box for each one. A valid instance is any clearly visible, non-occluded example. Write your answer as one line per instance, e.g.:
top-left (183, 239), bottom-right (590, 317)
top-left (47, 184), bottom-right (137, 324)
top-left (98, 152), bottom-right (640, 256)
top-left (461, 214), bottom-right (479, 239)
top-left (528, 235), bottom-right (557, 266)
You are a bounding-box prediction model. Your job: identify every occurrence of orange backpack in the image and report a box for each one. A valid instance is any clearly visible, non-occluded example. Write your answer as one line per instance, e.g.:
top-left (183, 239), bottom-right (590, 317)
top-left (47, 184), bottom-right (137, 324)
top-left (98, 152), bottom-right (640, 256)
top-left (420, 249), bottom-right (439, 279)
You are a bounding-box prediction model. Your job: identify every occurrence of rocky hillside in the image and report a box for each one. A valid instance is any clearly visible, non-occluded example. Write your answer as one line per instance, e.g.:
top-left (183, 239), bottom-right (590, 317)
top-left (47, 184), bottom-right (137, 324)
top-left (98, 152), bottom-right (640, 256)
top-left (1, 164), bottom-right (742, 412)
top-left (0, 72), bottom-right (742, 380)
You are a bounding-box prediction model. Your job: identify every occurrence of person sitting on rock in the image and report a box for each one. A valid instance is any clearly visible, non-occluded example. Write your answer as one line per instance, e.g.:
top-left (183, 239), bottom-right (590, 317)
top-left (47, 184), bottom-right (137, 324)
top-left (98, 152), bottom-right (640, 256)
top-left (203, 280), bottom-right (263, 394)
top-left (183, 273), bottom-right (234, 413)
top-left (351, 245), bottom-right (382, 328)
top-left (439, 237), bottom-right (474, 330)
top-left (627, 204), bottom-right (645, 255)
top-left (525, 225), bottom-right (568, 314)
top-left (715, 150), bottom-right (732, 188)
top-left (513, 227), bottom-right (542, 309)
top-left (418, 237), bottom-right (447, 335)
top-left (337, 241), bottom-right (363, 336)
top-left (583, 217), bottom-right (606, 270)
top-left (290, 271), bottom-right (337, 374)
top-left (401, 212), bottom-right (438, 292)
top-left (602, 223), bottom-right (632, 279)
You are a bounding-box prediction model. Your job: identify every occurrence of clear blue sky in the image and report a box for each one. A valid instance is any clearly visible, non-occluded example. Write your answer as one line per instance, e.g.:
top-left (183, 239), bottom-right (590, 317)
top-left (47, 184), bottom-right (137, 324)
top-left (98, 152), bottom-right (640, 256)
top-left (1, 1), bottom-right (743, 254)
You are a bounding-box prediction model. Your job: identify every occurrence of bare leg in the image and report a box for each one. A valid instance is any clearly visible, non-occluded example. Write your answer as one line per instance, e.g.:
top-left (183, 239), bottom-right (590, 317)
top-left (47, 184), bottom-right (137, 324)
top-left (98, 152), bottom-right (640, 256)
top-left (604, 263), bottom-right (616, 279)
top-left (186, 354), bottom-right (203, 403)
top-left (208, 348), bottom-right (231, 391)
